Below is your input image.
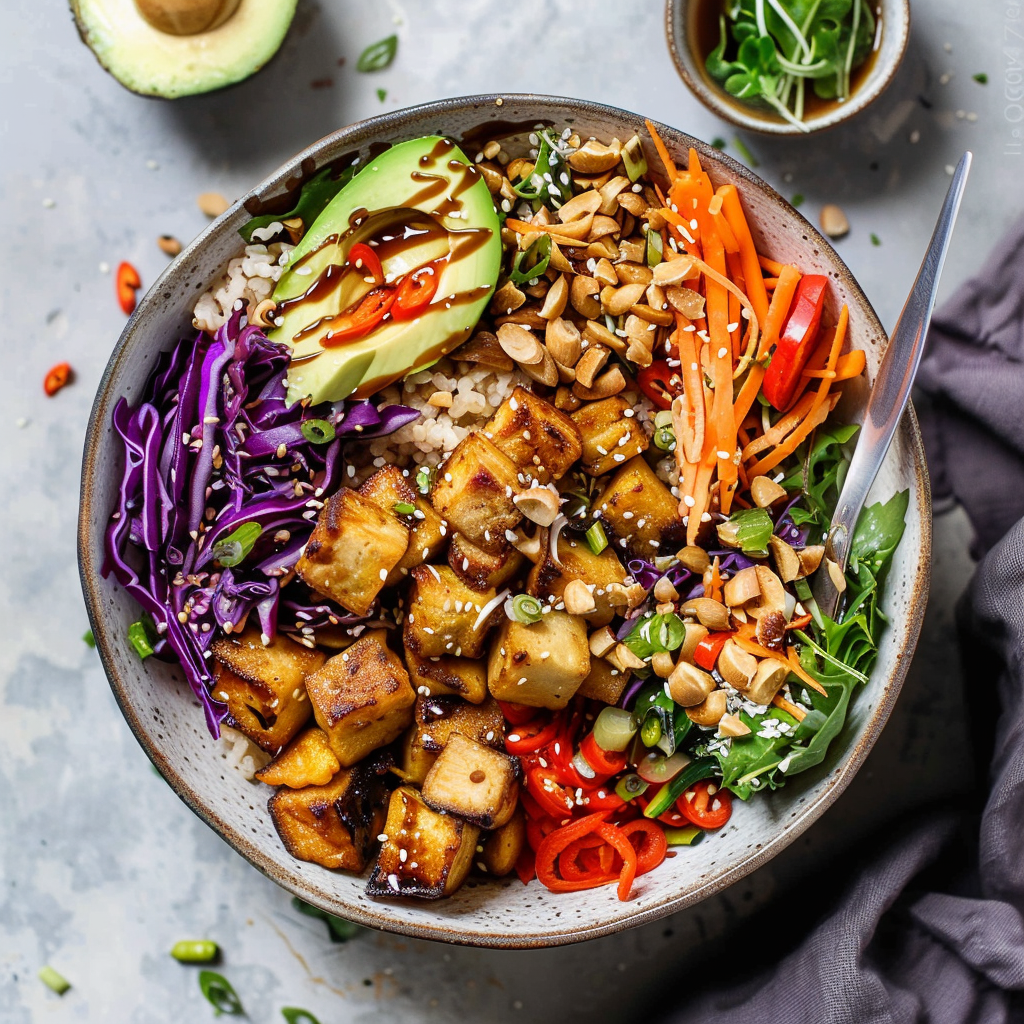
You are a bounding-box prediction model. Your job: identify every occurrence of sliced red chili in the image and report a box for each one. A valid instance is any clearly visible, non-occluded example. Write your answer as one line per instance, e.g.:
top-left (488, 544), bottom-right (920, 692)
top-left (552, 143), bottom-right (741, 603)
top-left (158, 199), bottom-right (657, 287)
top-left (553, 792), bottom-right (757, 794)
top-left (636, 360), bottom-right (684, 410)
top-left (391, 262), bottom-right (441, 321)
top-left (505, 715), bottom-right (560, 755)
top-left (526, 766), bottom-right (574, 821)
top-left (676, 779), bottom-right (732, 830)
top-left (319, 287), bottom-right (397, 347)
top-left (620, 819), bottom-right (668, 875)
top-left (693, 631), bottom-right (734, 671)
top-left (761, 274), bottom-right (829, 410)
top-left (116, 261), bottom-right (141, 316)
top-left (515, 846), bottom-right (536, 885)
top-left (498, 700), bottom-right (541, 727)
top-left (43, 362), bottom-right (73, 397)
top-left (347, 242), bottom-right (384, 284)
top-left (580, 733), bottom-right (628, 776)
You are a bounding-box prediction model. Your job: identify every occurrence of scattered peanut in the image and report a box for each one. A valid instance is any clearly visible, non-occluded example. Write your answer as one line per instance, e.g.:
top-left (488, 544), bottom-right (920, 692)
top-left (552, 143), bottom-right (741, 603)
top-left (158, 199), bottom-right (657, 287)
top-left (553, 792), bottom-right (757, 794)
top-left (819, 203), bottom-right (850, 239)
top-left (197, 192), bottom-right (230, 217)
top-left (563, 578), bottom-right (598, 616)
top-left (157, 234), bottom-right (182, 256)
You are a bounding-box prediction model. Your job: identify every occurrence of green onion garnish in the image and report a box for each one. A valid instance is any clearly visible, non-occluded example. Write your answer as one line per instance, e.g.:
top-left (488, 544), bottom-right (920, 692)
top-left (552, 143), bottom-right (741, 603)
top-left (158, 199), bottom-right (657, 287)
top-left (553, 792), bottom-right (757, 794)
top-left (128, 617), bottom-right (157, 660)
top-left (653, 424), bottom-right (675, 451)
top-left (621, 134), bottom-right (648, 182)
top-left (732, 136), bottom-right (759, 167)
top-left (509, 233), bottom-right (552, 285)
top-left (356, 34), bottom-right (398, 73)
top-left (393, 501), bottom-right (416, 516)
top-left (198, 970), bottom-right (244, 1016)
top-left (870, 233), bottom-right (882, 247)
top-left (653, 409), bottom-right (673, 428)
top-left (82, 629), bottom-right (96, 648)
top-left (791, 194), bottom-right (805, 208)
top-left (614, 773), bottom-right (648, 801)
top-left (711, 137), bottom-right (727, 150)
top-left (170, 940), bottom-right (218, 963)
top-left (376, 88), bottom-right (387, 103)
top-left (211, 522), bottom-right (262, 568)
top-left (662, 826), bottom-right (705, 846)
top-left (415, 465), bottom-right (435, 495)
top-left (973, 72), bottom-right (988, 84)
top-left (646, 227), bottom-right (663, 268)
top-left (282, 1010), bottom-right (322, 1024)
top-left (510, 594), bottom-right (543, 625)
top-left (585, 521), bottom-right (608, 555)
top-left (38, 966), bottom-right (71, 995)
top-left (301, 418), bottom-right (335, 444)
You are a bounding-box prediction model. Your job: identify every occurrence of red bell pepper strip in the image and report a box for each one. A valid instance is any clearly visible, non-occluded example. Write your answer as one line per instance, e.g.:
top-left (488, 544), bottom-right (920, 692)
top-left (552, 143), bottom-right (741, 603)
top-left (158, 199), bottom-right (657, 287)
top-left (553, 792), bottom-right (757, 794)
top-left (43, 362), bottom-right (73, 396)
top-left (636, 359), bottom-right (684, 410)
top-left (320, 287), bottom-right (397, 347)
top-left (391, 262), bottom-right (441, 321)
top-left (677, 779), bottom-right (733, 830)
top-left (693, 631), bottom-right (734, 671)
top-left (761, 274), bottom-right (829, 411)
top-left (347, 242), bottom-right (383, 284)
top-left (116, 261), bottom-right (141, 315)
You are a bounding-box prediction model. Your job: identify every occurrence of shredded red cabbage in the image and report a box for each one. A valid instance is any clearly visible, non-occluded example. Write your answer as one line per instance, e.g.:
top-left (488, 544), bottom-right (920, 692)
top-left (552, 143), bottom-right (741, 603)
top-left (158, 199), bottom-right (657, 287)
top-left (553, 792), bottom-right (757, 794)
top-left (103, 307), bottom-right (419, 736)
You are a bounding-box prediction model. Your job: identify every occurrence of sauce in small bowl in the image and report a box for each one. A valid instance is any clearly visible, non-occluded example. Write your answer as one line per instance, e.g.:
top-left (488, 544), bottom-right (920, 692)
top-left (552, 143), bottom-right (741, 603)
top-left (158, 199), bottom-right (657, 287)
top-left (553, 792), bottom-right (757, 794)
top-left (666, 0), bottom-right (909, 135)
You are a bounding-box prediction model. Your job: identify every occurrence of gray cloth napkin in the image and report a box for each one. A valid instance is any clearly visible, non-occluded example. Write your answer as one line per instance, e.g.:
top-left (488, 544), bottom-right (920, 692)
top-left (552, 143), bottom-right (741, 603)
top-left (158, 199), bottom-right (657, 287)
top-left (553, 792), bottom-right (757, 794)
top-left (660, 216), bottom-right (1024, 1024)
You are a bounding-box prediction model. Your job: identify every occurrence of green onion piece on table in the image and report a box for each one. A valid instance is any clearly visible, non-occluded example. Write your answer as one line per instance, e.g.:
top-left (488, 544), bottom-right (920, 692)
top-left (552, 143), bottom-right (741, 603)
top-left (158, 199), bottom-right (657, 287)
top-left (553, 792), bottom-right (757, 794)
top-left (585, 521), bottom-right (608, 555)
top-left (198, 970), bottom-right (244, 1016)
top-left (82, 629), bottom-right (96, 648)
top-left (356, 35), bottom-right (398, 73)
top-left (301, 418), bottom-right (335, 444)
top-left (282, 1010), bottom-right (322, 1024)
top-left (211, 522), bottom-right (262, 568)
top-left (170, 939), bottom-right (219, 963)
top-left (510, 594), bottom-right (543, 625)
top-left (38, 966), bottom-right (71, 995)
top-left (291, 896), bottom-right (362, 942)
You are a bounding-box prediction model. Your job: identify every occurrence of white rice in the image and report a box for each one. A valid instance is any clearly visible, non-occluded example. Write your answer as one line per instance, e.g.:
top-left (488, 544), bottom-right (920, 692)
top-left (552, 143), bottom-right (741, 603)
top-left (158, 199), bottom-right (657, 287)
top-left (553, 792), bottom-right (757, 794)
top-left (216, 724), bottom-right (271, 781)
top-left (193, 242), bottom-right (294, 333)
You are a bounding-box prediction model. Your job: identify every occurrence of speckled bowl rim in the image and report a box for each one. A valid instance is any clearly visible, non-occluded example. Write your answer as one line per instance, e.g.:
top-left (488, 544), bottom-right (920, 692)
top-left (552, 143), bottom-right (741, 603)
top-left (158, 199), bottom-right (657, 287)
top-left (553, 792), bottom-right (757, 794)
top-left (79, 93), bottom-right (930, 948)
top-left (664, 0), bottom-right (912, 136)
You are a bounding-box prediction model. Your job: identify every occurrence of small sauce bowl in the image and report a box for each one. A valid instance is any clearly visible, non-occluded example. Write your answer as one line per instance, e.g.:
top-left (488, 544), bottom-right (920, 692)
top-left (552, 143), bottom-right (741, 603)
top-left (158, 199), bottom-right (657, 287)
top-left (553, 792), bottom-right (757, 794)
top-left (666, 0), bottom-right (910, 135)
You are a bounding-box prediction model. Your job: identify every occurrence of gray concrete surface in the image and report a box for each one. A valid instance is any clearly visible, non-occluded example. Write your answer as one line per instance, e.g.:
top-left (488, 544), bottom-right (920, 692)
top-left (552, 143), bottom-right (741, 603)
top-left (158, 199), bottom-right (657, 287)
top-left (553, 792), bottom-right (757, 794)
top-left (1, 0), bottom-right (1016, 1020)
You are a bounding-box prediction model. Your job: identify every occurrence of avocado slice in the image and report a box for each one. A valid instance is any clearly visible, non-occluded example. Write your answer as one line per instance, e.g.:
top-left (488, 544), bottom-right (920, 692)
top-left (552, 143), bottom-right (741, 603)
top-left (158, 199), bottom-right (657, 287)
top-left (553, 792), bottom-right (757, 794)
top-left (71, 0), bottom-right (297, 99)
top-left (271, 136), bottom-right (502, 407)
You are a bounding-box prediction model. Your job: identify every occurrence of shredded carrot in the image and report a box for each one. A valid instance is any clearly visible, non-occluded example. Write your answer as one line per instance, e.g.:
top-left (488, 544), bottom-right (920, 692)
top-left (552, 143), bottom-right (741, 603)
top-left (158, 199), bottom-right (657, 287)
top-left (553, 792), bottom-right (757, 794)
top-left (733, 631), bottom-right (827, 695)
top-left (732, 363), bottom-right (766, 433)
top-left (718, 185), bottom-right (770, 330)
top-left (758, 254), bottom-right (785, 276)
top-left (645, 119), bottom-right (678, 181)
top-left (762, 277), bottom-right (779, 289)
top-left (802, 348), bottom-right (865, 381)
top-left (713, 210), bottom-right (740, 254)
top-left (708, 557), bottom-right (723, 603)
top-left (772, 694), bottom-right (807, 721)
top-left (686, 446), bottom-right (718, 546)
top-left (756, 264), bottom-right (802, 359)
top-left (741, 391), bottom-right (816, 462)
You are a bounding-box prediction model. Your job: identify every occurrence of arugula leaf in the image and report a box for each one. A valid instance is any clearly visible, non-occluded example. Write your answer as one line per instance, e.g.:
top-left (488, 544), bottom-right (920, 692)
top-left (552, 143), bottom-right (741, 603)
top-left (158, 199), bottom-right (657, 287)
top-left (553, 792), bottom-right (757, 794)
top-left (713, 707), bottom-right (801, 799)
top-left (780, 422), bottom-right (859, 530)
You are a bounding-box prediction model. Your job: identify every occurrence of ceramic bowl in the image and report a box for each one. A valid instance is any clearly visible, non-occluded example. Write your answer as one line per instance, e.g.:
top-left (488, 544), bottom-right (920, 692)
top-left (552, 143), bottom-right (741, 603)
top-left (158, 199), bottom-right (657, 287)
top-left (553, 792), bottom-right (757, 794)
top-left (665, 0), bottom-right (911, 135)
top-left (79, 94), bottom-right (930, 948)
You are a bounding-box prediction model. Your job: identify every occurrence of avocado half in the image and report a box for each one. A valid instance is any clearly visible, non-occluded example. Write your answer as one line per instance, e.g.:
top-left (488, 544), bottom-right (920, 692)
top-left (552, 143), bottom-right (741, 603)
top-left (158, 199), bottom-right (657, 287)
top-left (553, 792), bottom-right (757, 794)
top-left (273, 136), bottom-right (503, 407)
top-left (71, 0), bottom-right (297, 99)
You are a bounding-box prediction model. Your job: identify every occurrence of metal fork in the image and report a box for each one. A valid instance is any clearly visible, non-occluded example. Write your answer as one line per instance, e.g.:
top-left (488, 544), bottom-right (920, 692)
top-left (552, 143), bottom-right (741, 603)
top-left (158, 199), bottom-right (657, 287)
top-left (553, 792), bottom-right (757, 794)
top-left (811, 151), bottom-right (972, 621)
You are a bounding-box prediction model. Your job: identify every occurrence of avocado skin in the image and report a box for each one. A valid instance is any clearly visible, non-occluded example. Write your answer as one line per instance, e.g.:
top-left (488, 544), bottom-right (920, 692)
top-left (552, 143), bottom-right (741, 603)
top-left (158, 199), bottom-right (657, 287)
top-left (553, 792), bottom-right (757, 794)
top-left (272, 136), bottom-right (502, 407)
top-left (70, 0), bottom-right (297, 99)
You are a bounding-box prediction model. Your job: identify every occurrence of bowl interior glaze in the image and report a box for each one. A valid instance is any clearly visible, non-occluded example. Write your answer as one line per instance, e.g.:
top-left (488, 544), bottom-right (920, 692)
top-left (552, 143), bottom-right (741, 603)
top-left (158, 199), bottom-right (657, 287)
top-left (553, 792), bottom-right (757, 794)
top-left (665, 0), bottom-right (911, 135)
top-left (79, 94), bottom-right (930, 948)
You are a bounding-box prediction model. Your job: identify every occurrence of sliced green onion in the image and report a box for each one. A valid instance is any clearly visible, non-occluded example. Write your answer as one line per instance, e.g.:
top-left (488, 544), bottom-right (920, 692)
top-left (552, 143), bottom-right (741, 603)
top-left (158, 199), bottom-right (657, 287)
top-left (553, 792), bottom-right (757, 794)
top-left (646, 227), bottom-right (663, 268)
top-left (128, 617), bottom-right (157, 660)
top-left (356, 34), bottom-right (398, 72)
top-left (301, 418), bottom-right (335, 444)
top-left (509, 594), bottom-right (543, 625)
top-left (392, 501), bottom-right (416, 516)
top-left (642, 758), bottom-right (717, 818)
top-left (614, 773), bottom-right (649, 801)
top-left (653, 409), bottom-right (674, 429)
top-left (973, 72), bottom-right (989, 84)
top-left (592, 707), bottom-right (638, 752)
top-left (212, 522), bottom-right (262, 568)
top-left (282, 1010), bottom-right (322, 1024)
top-left (170, 940), bottom-right (218, 963)
top-left (640, 716), bottom-right (662, 748)
top-left (509, 233), bottom-right (552, 285)
top-left (711, 137), bottom-right (727, 150)
top-left (415, 465), bottom-right (435, 495)
top-left (38, 966), bottom-right (71, 995)
top-left (376, 87), bottom-right (387, 103)
top-left (791, 193), bottom-right (805, 208)
top-left (585, 521), bottom-right (608, 555)
top-left (621, 134), bottom-right (648, 183)
top-left (732, 136), bottom-right (759, 167)
top-left (653, 424), bottom-right (675, 451)
top-left (663, 826), bottom-right (705, 846)
top-left (290, 897), bottom-right (362, 942)
top-left (198, 970), bottom-right (244, 1016)
top-left (572, 749), bottom-right (597, 780)
top-left (870, 233), bottom-right (882, 247)
top-left (82, 629), bottom-right (96, 648)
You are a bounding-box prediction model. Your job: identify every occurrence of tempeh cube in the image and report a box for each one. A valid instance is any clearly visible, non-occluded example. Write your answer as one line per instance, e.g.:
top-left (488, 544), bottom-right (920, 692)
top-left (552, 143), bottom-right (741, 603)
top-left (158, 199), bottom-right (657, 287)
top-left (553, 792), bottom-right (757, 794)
top-left (305, 633), bottom-right (415, 767)
top-left (571, 395), bottom-right (650, 475)
top-left (404, 646), bottom-right (488, 704)
top-left (255, 727), bottom-right (340, 788)
top-left (448, 533), bottom-right (525, 592)
top-left (527, 533), bottom-right (629, 627)
top-left (414, 694), bottom-right (505, 752)
top-left (296, 488), bottom-right (409, 615)
top-left (479, 806), bottom-right (527, 877)
top-left (397, 724), bottom-right (437, 786)
top-left (403, 565), bottom-right (500, 660)
top-left (365, 786), bottom-right (479, 899)
top-left (422, 733), bottom-right (520, 829)
top-left (595, 455), bottom-right (686, 559)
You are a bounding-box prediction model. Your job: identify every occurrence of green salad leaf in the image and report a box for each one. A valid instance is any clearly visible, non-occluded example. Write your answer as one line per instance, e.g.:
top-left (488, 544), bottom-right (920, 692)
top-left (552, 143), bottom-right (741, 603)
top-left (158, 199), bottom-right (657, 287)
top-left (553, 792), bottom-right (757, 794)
top-left (780, 422), bottom-right (859, 529)
top-left (511, 130), bottom-right (573, 211)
